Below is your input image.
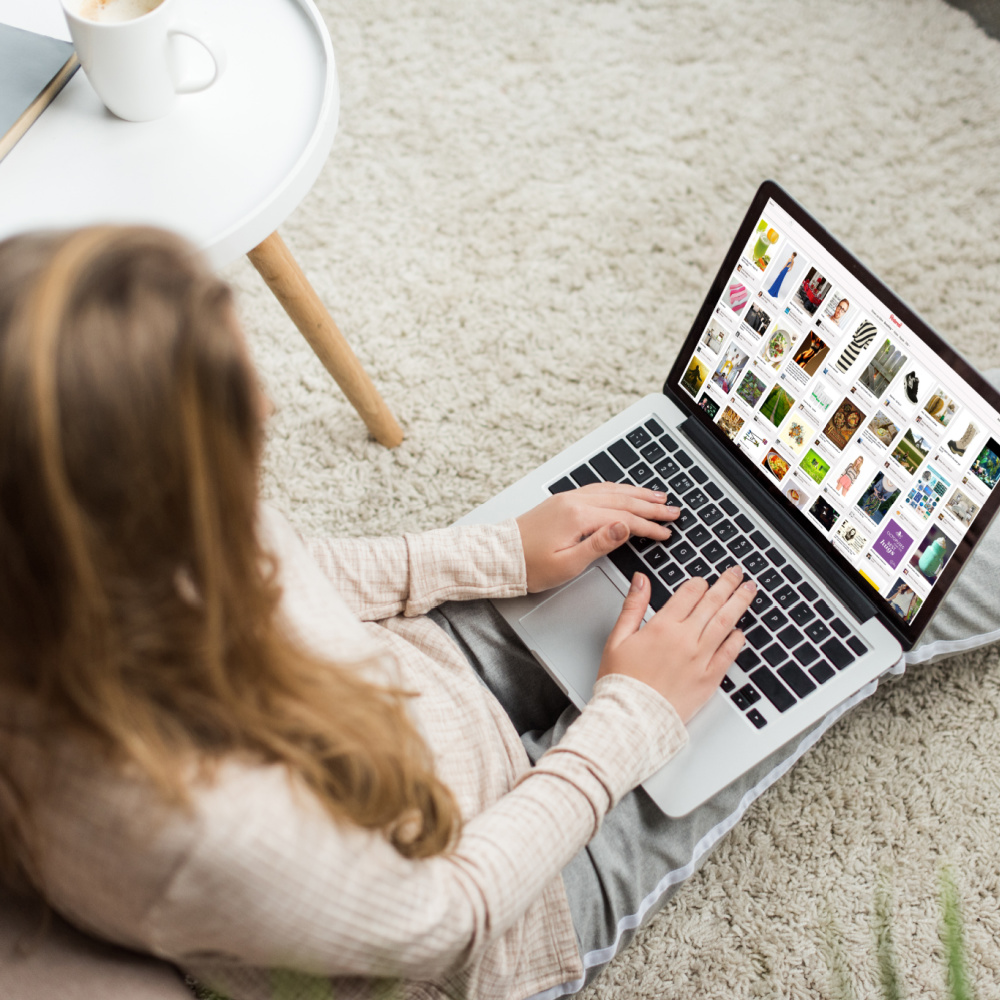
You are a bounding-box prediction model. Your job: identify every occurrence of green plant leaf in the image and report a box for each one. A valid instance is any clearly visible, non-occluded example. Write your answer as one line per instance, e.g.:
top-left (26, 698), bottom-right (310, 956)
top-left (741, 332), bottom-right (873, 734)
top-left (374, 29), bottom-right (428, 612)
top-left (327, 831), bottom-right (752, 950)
top-left (940, 868), bottom-right (975, 1000)
top-left (873, 874), bottom-right (904, 1000)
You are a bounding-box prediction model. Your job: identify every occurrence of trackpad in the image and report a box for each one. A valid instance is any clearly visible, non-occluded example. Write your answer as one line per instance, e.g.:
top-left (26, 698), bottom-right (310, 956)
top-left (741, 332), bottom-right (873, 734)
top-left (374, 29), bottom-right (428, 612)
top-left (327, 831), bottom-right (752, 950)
top-left (519, 567), bottom-right (627, 706)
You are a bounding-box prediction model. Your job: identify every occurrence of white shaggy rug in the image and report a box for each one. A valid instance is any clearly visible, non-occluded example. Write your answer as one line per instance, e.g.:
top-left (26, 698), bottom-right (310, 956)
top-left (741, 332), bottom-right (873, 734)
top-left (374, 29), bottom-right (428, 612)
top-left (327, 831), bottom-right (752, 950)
top-left (222, 1), bottom-right (1000, 995)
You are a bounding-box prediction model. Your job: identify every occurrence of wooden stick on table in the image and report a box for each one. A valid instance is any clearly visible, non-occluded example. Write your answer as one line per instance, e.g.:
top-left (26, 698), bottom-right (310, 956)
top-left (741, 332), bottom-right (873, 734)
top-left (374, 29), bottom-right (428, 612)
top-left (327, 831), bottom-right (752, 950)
top-left (247, 231), bottom-right (404, 448)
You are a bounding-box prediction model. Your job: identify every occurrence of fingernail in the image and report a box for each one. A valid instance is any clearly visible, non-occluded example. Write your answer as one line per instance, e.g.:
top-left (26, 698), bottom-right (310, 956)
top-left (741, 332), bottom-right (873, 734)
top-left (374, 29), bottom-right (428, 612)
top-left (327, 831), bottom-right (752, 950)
top-left (665, 505), bottom-right (680, 515)
top-left (631, 572), bottom-right (647, 591)
top-left (741, 580), bottom-right (757, 593)
top-left (649, 490), bottom-right (667, 501)
top-left (610, 521), bottom-right (628, 542)
top-left (727, 563), bottom-right (743, 577)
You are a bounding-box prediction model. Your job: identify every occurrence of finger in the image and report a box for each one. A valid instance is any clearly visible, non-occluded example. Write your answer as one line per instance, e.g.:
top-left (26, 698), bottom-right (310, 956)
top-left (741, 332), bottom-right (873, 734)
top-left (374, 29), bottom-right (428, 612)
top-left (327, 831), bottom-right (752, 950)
top-left (701, 578), bottom-right (758, 645)
top-left (655, 575), bottom-right (710, 622)
top-left (686, 564), bottom-right (745, 633)
top-left (586, 520), bottom-right (631, 559)
top-left (705, 629), bottom-right (749, 680)
top-left (574, 490), bottom-right (680, 521)
top-left (604, 573), bottom-right (651, 652)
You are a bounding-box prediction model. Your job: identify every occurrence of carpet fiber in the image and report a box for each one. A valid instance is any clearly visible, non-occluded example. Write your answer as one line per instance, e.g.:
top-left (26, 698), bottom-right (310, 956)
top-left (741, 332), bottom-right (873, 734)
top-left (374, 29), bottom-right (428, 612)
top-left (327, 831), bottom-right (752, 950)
top-left (221, 1), bottom-right (1000, 995)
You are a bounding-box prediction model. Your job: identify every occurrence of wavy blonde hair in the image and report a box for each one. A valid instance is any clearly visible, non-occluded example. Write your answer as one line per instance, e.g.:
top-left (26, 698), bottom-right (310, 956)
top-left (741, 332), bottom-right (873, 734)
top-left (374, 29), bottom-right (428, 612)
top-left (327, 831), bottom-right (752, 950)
top-left (0, 227), bottom-right (459, 889)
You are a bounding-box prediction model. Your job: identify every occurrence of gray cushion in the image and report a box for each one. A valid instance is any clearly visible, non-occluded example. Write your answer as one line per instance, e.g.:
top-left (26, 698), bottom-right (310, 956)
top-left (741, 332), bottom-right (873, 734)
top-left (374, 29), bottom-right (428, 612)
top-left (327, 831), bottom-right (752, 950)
top-left (0, 888), bottom-right (192, 1000)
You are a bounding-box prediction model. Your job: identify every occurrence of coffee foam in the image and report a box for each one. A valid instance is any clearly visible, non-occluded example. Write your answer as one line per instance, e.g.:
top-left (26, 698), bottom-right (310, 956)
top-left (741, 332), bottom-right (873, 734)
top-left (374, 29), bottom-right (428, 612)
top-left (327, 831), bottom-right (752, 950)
top-left (77, 0), bottom-right (163, 23)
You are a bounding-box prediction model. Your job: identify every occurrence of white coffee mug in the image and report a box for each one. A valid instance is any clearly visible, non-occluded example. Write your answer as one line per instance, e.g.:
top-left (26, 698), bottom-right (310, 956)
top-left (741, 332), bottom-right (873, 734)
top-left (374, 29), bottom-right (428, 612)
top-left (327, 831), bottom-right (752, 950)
top-left (61, 0), bottom-right (226, 122)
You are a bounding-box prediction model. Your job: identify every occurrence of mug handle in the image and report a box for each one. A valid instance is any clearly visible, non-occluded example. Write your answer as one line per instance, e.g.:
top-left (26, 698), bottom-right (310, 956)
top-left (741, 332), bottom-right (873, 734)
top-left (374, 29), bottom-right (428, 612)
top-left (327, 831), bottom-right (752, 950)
top-left (168, 24), bottom-right (227, 94)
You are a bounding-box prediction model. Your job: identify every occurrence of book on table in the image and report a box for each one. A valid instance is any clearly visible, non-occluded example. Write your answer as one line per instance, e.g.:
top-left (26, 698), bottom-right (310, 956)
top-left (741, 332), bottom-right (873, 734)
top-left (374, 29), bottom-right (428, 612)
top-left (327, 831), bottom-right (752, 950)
top-left (0, 23), bottom-right (79, 163)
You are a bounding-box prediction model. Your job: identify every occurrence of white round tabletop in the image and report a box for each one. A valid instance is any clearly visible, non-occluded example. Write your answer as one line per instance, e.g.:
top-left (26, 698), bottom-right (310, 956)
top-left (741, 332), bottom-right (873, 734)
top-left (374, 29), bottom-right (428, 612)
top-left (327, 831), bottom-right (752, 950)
top-left (0, 0), bottom-right (339, 268)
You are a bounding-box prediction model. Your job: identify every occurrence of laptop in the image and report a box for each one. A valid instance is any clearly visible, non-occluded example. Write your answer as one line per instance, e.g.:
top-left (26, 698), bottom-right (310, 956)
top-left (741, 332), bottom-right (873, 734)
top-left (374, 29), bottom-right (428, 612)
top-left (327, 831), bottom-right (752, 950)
top-left (459, 181), bottom-right (1000, 817)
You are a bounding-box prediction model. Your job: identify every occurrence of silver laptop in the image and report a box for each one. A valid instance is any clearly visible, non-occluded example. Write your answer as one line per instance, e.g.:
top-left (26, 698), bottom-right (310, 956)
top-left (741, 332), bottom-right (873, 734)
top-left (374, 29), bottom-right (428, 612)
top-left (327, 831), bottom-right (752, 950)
top-left (459, 181), bottom-right (1000, 817)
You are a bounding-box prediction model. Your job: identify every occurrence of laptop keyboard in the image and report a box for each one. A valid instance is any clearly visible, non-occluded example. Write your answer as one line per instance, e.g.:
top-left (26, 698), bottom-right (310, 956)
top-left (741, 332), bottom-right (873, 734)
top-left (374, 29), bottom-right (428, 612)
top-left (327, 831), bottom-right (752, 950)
top-left (548, 417), bottom-right (869, 731)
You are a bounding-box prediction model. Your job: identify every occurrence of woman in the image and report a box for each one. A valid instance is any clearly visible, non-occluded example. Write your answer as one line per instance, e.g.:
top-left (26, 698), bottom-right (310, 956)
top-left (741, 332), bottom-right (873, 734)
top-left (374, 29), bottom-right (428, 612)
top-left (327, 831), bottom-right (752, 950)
top-left (767, 251), bottom-right (796, 298)
top-left (836, 455), bottom-right (864, 497)
top-left (1, 227), bottom-right (998, 1000)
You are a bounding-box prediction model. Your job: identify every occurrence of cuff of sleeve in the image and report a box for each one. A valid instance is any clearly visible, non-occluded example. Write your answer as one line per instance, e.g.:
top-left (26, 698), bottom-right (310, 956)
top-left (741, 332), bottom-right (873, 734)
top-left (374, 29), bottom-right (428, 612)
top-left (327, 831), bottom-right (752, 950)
top-left (526, 674), bottom-right (688, 824)
top-left (402, 519), bottom-right (528, 615)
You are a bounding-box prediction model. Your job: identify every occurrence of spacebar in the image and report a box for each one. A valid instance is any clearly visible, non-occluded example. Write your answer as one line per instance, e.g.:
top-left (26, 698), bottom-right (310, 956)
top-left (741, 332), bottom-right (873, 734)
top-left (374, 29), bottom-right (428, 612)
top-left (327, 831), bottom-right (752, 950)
top-left (607, 545), bottom-right (670, 611)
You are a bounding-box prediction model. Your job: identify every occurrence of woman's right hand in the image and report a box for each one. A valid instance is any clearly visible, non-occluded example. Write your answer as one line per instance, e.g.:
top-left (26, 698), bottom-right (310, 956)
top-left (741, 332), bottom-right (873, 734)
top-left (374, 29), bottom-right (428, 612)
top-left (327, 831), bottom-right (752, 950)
top-left (597, 564), bottom-right (757, 724)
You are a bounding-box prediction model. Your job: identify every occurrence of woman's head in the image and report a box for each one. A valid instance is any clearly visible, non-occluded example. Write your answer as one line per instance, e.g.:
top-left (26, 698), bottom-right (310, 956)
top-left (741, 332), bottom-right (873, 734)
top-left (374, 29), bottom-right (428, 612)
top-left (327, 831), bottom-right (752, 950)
top-left (0, 227), bottom-right (457, 881)
top-left (0, 227), bottom-right (263, 681)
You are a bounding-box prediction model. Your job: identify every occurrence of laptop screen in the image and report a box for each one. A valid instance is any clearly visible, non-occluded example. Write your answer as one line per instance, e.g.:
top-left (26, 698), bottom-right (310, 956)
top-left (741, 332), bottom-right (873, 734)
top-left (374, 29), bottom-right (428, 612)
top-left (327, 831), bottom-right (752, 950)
top-left (668, 183), bottom-right (1000, 643)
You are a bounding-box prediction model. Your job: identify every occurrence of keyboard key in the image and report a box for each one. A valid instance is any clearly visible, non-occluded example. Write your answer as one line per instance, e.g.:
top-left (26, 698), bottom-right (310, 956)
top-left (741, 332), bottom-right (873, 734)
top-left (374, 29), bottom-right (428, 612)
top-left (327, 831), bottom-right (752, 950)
top-left (799, 582), bottom-right (819, 602)
top-left (672, 542), bottom-right (697, 564)
top-left (675, 508), bottom-right (697, 530)
top-left (820, 637), bottom-right (855, 670)
top-left (778, 662), bottom-right (817, 698)
top-left (720, 498), bottom-right (739, 516)
top-left (627, 426), bottom-right (651, 448)
top-left (758, 568), bottom-right (783, 591)
top-left (655, 457), bottom-right (680, 478)
top-left (669, 472), bottom-right (694, 494)
top-left (804, 620), bottom-right (831, 643)
top-left (570, 463), bottom-right (600, 486)
top-left (699, 504), bottom-right (724, 526)
top-left (690, 466), bottom-right (708, 484)
top-left (660, 433), bottom-right (678, 450)
top-left (720, 674), bottom-right (735, 693)
top-left (746, 708), bottom-right (768, 729)
top-left (735, 514), bottom-right (754, 533)
top-left (716, 555), bottom-right (738, 573)
top-left (631, 535), bottom-right (654, 552)
top-left (609, 439), bottom-right (640, 469)
top-left (774, 585), bottom-right (798, 609)
top-left (727, 536), bottom-right (752, 557)
top-left (750, 591), bottom-right (774, 615)
top-left (632, 463), bottom-right (654, 484)
top-left (645, 546), bottom-right (669, 570)
top-left (645, 418), bottom-right (664, 436)
top-left (750, 530), bottom-right (770, 549)
top-left (761, 608), bottom-right (788, 631)
top-left (749, 666), bottom-right (796, 712)
top-left (674, 449), bottom-right (693, 468)
top-left (737, 610), bottom-right (756, 630)
top-left (789, 602), bottom-right (815, 626)
top-left (743, 552), bottom-right (768, 575)
top-left (685, 489), bottom-right (708, 510)
top-left (731, 688), bottom-right (751, 711)
top-left (590, 451), bottom-right (625, 482)
top-left (713, 519), bottom-right (738, 540)
top-left (761, 643), bottom-right (787, 667)
top-left (645, 478), bottom-right (667, 493)
top-left (809, 661), bottom-right (836, 684)
top-left (641, 441), bottom-right (666, 463)
top-left (704, 482), bottom-right (724, 500)
top-left (658, 562), bottom-right (685, 587)
top-left (746, 625), bottom-right (771, 649)
top-left (736, 684), bottom-right (760, 706)
top-left (702, 540), bottom-right (726, 563)
top-left (777, 625), bottom-right (804, 648)
top-left (687, 525), bottom-right (712, 547)
top-left (767, 548), bottom-right (787, 567)
top-left (830, 618), bottom-right (851, 638)
top-left (783, 566), bottom-right (803, 584)
top-left (814, 599), bottom-right (834, 620)
top-left (736, 647), bottom-right (760, 672)
top-left (549, 477), bottom-right (575, 494)
top-left (687, 558), bottom-right (711, 577)
top-left (847, 636), bottom-right (868, 657)
top-left (608, 545), bottom-right (669, 610)
top-left (792, 643), bottom-right (820, 666)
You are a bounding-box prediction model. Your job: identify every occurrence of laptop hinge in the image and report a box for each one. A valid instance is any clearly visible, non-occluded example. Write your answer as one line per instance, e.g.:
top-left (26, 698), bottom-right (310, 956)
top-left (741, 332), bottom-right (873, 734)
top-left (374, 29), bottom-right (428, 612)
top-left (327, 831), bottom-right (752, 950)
top-left (678, 414), bottom-right (882, 628)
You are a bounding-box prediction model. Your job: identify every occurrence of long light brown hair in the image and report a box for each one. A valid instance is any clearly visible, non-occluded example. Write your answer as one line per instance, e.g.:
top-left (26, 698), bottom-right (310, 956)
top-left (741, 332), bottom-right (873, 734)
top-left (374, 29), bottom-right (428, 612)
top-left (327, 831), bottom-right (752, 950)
top-left (0, 227), bottom-right (459, 889)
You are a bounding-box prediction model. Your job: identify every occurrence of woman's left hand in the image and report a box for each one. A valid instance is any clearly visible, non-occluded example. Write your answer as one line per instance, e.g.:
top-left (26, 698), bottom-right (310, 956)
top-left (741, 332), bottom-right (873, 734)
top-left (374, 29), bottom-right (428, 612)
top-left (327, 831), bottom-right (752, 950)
top-left (515, 483), bottom-right (679, 593)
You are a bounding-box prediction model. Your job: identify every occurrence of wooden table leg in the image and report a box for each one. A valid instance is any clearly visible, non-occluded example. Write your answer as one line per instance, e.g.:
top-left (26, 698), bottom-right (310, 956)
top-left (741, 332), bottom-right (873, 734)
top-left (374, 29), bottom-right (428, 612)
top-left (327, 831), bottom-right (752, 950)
top-left (246, 231), bottom-right (404, 448)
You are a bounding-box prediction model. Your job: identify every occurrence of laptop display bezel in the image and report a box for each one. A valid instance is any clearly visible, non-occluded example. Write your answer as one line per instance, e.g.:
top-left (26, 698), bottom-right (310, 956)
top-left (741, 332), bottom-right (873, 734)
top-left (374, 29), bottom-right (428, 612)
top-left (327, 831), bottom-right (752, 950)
top-left (664, 180), bottom-right (1000, 649)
